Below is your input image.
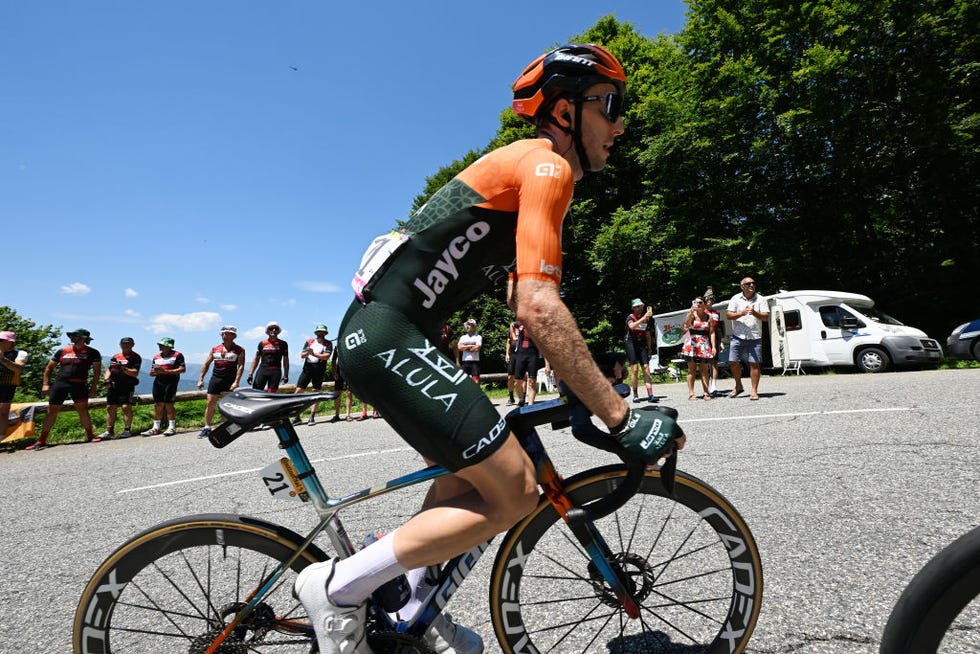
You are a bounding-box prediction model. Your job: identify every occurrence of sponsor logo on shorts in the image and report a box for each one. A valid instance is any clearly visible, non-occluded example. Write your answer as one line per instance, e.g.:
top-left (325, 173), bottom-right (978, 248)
top-left (375, 339), bottom-right (466, 412)
top-left (462, 417), bottom-right (506, 460)
top-left (344, 329), bottom-right (367, 350)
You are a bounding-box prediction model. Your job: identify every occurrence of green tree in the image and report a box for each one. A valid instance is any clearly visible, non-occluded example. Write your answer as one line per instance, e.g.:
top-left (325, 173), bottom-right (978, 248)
top-left (405, 5), bottom-right (979, 353)
top-left (0, 307), bottom-right (60, 400)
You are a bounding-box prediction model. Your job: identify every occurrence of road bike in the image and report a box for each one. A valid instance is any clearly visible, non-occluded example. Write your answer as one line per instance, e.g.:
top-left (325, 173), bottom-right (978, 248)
top-left (73, 385), bottom-right (763, 653)
top-left (880, 524), bottom-right (980, 653)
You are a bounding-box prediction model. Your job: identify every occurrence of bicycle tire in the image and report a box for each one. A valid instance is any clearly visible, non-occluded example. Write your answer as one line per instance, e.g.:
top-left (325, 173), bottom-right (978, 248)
top-left (489, 465), bottom-right (763, 654)
top-left (880, 525), bottom-right (980, 654)
top-left (73, 513), bottom-right (329, 654)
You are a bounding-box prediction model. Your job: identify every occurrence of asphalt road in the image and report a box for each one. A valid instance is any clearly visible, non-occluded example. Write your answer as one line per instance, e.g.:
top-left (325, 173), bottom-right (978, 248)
top-left (2, 369), bottom-right (978, 653)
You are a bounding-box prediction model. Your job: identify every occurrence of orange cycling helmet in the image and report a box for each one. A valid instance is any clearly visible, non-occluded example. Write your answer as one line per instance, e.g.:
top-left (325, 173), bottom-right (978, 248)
top-left (512, 43), bottom-right (626, 125)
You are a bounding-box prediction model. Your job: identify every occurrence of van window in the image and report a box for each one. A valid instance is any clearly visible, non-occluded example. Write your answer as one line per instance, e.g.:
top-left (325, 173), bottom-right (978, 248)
top-left (820, 306), bottom-right (865, 329)
top-left (784, 310), bottom-right (802, 331)
top-left (858, 306), bottom-right (904, 326)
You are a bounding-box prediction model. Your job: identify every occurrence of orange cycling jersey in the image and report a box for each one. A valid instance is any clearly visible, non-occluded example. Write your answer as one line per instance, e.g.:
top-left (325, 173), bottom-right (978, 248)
top-left (367, 138), bottom-right (573, 326)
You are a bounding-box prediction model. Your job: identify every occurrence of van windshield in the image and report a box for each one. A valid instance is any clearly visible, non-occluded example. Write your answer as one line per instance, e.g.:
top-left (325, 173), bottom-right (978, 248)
top-left (857, 306), bottom-right (904, 326)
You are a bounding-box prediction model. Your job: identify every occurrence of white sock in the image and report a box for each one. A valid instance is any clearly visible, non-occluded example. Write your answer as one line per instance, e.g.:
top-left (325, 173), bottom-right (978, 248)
top-left (168, 420), bottom-right (176, 429)
top-left (153, 420), bottom-right (161, 429)
top-left (397, 565), bottom-right (436, 620)
top-left (328, 531), bottom-right (408, 607)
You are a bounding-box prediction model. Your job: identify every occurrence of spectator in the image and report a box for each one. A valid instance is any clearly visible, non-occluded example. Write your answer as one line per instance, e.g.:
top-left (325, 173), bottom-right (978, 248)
top-left (99, 337), bottom-right (142, 439)
top-left (505, 321), bottom-right (520, 405)
top-left (142, 337), bottom-right (186, 436)
top-left (681, 297), bottom-right (717, 400)
top-left (329, 346), bottom-right (353, 422)
top-left (0, 331), bottom-right (28, 439)
top-left (28, 328), bottom-right (102, 450)
top-left (624, 298), bottom-right (655, 403)
top-left (248, 321), bottom-right (289, 391)
top-left (293, 324), bottom-right (333, 426)
top-left (196, 326), bottom-right (246, 439)
top-left (456, 318), bottom-right (482, 384)
top-left (355, 398), bottom-right (381, 422)
top-left (703, 287), bottom-right (726, 396)
top-left (726, 277), bottom-right (769, 400)
top-left (439, 322), bottom-right (455, 355)
top-left (512, 322), bottom-right (548, 406)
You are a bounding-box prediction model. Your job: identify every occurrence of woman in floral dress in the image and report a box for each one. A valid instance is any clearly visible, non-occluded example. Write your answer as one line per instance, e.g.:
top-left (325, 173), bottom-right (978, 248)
top-left (681, 297), bottom-right (717, 399)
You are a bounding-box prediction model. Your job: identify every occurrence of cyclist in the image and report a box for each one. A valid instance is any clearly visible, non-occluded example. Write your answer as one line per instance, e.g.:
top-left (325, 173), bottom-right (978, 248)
top-left (295, 44), bottom-right (686, 654)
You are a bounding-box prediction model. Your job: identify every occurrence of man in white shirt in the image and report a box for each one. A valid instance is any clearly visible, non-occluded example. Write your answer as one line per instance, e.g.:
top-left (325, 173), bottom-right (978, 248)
top-left (456, 318), bottom-right (482, 384)
top-left (725, 278), bottom-right (769, 400)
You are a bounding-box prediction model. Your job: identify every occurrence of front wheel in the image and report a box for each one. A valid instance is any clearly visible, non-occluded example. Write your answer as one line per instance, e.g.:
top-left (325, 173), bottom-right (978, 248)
top-left (880, 525), bottom-right (980, 654)
top-left (73, 513), bottom-right (327, 653)
top-left (856, 346), bottom-right (891, 373)
top-left (489, 466), bottom-right (763, 654)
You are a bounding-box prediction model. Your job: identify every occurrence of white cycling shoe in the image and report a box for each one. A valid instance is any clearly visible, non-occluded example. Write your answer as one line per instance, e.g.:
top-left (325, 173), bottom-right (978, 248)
top-left (294, 559), bottom-right (371, 654)
top-left (425, 612), bottom-right (484, 654)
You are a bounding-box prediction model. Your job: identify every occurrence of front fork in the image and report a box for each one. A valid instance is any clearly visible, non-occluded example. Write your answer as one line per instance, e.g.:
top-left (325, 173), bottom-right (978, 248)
top-left (523, 430), bottom-right (642, 619)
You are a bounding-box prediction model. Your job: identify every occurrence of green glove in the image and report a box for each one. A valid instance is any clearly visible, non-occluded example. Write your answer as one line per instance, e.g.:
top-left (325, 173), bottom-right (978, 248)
top-left (612, 407), bottom-right (682, 463)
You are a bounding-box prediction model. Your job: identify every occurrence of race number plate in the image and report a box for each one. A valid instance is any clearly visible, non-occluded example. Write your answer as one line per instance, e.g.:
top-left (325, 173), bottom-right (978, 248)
top-left (258, 457), bottom-right (309, 502)
top-left (352, 229), bottom-right (410, 301)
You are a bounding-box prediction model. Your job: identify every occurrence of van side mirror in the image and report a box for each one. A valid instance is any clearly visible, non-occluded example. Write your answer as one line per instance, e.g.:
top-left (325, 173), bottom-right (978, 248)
top-left (840, 316), bottom-right (859, 330)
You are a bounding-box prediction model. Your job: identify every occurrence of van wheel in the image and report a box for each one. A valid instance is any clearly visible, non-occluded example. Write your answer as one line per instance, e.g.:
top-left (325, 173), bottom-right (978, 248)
top-left (856, 346), bottom-right (890, 373)
top-left (972, 339), bottom-right (980, 363)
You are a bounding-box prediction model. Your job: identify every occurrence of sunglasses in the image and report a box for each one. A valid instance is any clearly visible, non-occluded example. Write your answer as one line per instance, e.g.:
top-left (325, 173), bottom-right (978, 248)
top-left (577, 93), bottom-right (624, 123)
top-left (742, 282), bottom-right (755, 286)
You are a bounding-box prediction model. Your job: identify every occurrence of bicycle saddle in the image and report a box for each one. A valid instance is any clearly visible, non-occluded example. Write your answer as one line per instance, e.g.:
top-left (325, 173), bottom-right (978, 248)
top-left (217, 389), bottom-right (338, 429)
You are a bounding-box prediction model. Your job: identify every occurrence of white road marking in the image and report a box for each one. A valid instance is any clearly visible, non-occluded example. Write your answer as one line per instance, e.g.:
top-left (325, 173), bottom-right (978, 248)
top-left (117, 447), bottom-right (414, 494)
top-left (682, 406), bottom-right (913, 422)
top-left (118, 407), bottom-right (917, 494)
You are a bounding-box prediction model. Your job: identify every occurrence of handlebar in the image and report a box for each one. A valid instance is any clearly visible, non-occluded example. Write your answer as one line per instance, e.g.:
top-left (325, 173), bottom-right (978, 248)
top-left (504, 384), bottom-right (679, 519)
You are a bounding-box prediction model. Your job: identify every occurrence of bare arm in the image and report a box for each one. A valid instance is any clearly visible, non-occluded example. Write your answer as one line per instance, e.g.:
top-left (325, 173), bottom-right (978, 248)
top-left (515, 278), bottom-right (626, 428)
top-left (42, 360), bottom-right (55, 388)
top-left (198, 354), bottom-right (214, 388)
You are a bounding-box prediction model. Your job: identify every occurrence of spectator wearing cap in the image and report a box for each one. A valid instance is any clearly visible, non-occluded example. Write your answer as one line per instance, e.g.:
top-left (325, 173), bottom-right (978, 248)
top-left (624, 298), bottom-right (655, 403)
top-left (247, 321), bottom-right (289, 391)
top-left (0, 331), bottom-right (29, 439)
top-left (196, 326), bottom-right (246, 439)
top-left (28, 329), bottom-right (102, 450)
top-left (456, 318), bottom-right (482, 384)
top-left (292, 324), bottom-right (333, 426)
top-left (99, 337), bottom-right (142, 439)
top-left (142, 337), bottom-right (186, 436)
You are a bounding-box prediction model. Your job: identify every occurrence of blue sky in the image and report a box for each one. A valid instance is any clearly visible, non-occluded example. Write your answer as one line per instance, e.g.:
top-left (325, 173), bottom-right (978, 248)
top-left (3, 1), bottom-right (687, 362)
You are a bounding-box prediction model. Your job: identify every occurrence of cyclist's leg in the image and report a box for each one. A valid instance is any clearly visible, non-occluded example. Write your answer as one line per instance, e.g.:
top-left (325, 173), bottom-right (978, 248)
top-left (393, 435), bottom-right (537, 568)
top-left (330, 300), bottom-right (538, 596)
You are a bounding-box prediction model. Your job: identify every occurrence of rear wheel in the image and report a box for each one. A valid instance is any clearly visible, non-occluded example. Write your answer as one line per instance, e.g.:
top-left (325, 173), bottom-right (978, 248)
top-left (972, 339), bottom-right (980, 363)
top-left (856, 346), bottom-right (891, 373)
top-left (490, 466), bottom-right (763, 654)
top-left (73, 514), bottom-right (325, 653)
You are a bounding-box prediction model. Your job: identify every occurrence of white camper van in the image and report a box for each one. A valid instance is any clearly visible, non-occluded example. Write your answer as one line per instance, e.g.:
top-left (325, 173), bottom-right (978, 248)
top-left (653, 290), bottom-right (942, 373)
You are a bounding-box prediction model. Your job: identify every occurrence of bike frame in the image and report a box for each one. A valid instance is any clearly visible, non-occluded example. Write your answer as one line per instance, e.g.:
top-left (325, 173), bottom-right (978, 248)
top-left (205, 397), bottom-right (640, 652)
